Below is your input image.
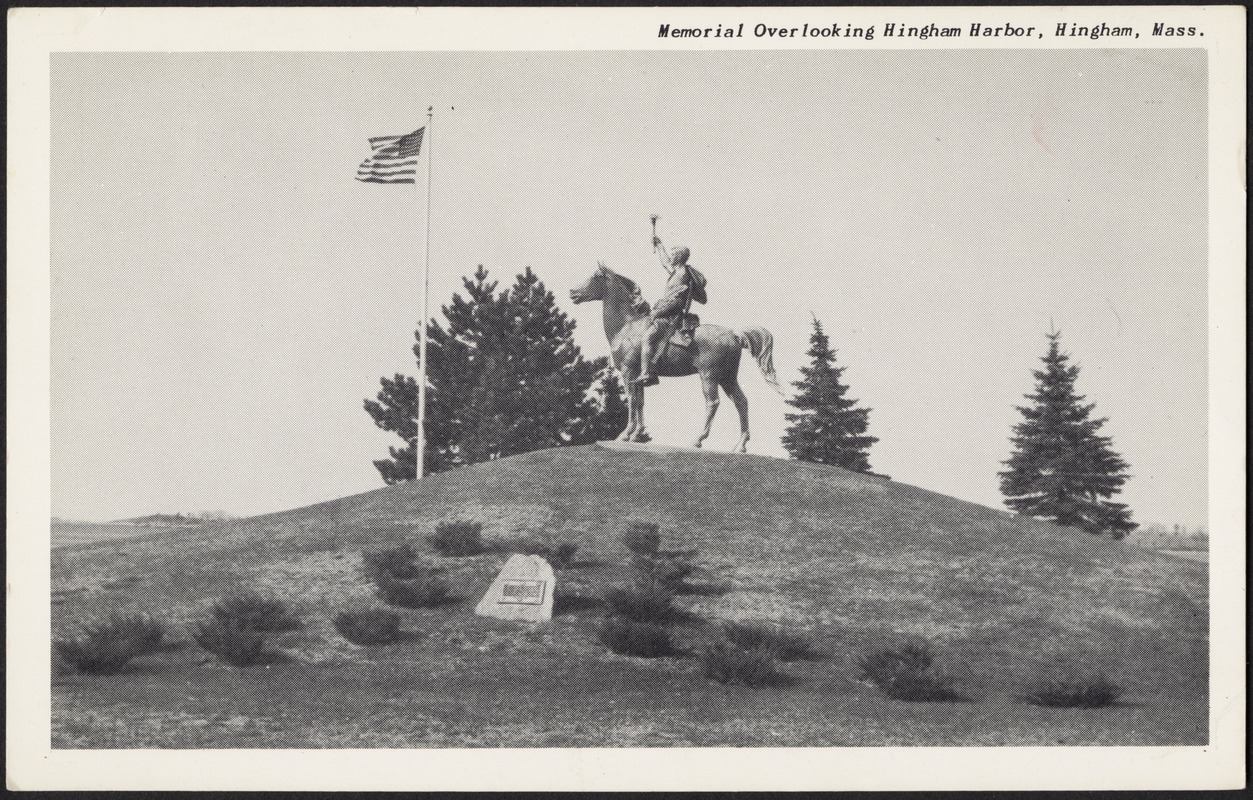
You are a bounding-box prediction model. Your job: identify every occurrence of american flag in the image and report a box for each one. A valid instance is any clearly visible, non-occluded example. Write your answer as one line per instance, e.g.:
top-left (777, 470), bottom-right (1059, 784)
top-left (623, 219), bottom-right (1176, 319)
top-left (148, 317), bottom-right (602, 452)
top-left (355, 127), bottom-right (424, 184)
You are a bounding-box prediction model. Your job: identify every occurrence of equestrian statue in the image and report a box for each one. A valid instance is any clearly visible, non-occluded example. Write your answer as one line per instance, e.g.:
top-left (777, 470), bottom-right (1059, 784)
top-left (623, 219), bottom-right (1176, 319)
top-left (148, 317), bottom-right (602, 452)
top-left (569, 216), bottom-right (782, 453)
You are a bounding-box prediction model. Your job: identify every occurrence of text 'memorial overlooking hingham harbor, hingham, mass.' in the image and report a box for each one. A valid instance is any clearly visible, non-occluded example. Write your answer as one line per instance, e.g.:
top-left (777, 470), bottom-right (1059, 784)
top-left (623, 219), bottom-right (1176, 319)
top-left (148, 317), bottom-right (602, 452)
top-left (657, 21), bottom-right (1202, 41)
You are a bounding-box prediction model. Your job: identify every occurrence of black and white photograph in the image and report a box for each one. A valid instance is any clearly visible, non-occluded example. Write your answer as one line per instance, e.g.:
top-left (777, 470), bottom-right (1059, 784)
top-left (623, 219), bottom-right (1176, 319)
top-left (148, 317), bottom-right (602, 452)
top-left (7, 5), bottom-right (1245, 792)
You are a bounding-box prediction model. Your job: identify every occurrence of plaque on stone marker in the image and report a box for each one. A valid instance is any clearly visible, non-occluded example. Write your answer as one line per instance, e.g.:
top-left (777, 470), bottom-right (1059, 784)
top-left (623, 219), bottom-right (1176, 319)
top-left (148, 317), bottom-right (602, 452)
top-left (475, 554), bottom-right (554, 621)
top-left (500, 579), bottom-right (546, 604)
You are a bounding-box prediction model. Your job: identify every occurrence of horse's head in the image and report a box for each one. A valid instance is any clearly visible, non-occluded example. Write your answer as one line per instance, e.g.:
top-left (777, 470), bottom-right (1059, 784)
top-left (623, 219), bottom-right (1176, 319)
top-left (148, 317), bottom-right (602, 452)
top-left (568, 262), bottom-right (608, 305)
top-left (570, 261), bottom-right (651, 316)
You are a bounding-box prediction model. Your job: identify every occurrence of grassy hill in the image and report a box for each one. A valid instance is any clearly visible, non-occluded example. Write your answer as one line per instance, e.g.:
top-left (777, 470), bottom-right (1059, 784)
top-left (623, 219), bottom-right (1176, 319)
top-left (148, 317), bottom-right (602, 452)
top-left (51, 521), bottom-right (193, 548)
top-left (52, 443), bottom-right (1207, 747)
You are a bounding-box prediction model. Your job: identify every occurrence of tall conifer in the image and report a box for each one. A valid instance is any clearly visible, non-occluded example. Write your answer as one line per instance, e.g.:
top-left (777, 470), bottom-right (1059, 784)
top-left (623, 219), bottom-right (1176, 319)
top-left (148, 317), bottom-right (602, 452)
top-left (586, 369), bottom-right (630, 442)
top-left (782, 318), bottom-right (877, 472)
top-left (999, 331), bottom-right (1136, 538)
top-left (365, 265), bottom-right (608, 481)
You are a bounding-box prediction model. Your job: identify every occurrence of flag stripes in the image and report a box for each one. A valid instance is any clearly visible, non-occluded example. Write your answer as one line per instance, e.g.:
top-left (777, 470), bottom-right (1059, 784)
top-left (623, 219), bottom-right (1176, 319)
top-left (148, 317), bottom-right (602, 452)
top-left (356, 127), bottom-right (424, 184)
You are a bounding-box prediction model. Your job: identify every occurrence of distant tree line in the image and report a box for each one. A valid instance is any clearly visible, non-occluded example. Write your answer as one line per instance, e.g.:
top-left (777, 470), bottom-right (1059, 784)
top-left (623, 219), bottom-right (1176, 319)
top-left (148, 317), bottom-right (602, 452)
top-left (119, 511), bottom-right (236, 525)
top-left (1130, 522), bottom-right (1207, 549)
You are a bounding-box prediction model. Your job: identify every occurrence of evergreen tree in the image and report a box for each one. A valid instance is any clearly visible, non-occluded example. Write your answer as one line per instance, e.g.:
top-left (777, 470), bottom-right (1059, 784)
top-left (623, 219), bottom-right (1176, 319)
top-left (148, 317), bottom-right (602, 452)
top-left (999, 331), bottom-right (1136, 538)
top-left (585, 368), bottom-right (630, 442)
top-left (782, 317), bottom-right (877, 472)
top-left (364, 265), bottom-right (609, 481)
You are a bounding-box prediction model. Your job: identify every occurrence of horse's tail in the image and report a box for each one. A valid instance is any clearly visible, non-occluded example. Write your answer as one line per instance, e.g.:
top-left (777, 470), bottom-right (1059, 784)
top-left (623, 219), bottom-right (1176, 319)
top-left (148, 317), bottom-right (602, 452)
top-left (736, 327), bottom-right (783, 394)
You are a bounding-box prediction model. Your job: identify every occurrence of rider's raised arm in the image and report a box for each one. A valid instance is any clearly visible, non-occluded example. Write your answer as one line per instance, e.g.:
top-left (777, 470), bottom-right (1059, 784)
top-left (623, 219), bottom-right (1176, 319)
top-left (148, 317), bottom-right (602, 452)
top-left (653, 236), bottom-right (676, 275)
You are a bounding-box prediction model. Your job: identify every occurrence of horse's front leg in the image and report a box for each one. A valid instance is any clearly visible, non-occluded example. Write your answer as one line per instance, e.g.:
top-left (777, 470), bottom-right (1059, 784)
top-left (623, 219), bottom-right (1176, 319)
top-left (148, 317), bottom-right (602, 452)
top-left (630, 382), bottom-right (651, 443)
top-left (691, 374), bottom-right (720, 449)
top-left (617, 372), bottom-right (638, 441)
top-left (725, 381), bottom-right (750, 453)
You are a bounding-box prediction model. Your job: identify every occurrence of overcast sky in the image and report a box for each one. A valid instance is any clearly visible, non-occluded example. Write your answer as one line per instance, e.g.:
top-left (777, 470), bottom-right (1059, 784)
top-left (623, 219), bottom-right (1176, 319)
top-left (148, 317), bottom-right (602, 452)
top-left (50, 48), bottom-right (1207, 527)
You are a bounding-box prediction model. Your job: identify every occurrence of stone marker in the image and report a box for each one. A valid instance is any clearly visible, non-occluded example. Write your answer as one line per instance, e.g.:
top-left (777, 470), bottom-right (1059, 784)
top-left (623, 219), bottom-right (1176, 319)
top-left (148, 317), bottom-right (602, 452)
top-left (475, 554), bottom-right (555, 622)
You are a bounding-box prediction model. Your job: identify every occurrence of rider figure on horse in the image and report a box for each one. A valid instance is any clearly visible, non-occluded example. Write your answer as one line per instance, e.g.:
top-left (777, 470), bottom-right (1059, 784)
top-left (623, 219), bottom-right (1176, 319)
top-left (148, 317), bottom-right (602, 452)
top-left (635, 234), bottom-right (707, 386)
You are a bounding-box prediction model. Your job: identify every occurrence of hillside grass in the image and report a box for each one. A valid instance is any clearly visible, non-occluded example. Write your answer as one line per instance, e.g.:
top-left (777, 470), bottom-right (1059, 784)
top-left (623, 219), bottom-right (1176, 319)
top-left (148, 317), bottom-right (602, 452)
top-left (52, 521), bottom-right (191, 548)
top-left (51, 444), bottom-right (1207, 747)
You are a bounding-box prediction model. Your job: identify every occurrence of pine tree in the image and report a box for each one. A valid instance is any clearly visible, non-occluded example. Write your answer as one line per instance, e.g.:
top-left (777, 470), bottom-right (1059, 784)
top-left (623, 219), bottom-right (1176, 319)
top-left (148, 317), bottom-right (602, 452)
top-left (999, 331), bottom-right (1136, 538)
top-left (585, 368), bottom-right (629, 442)
top-left (782, 317), bottom-right (877, 472)
top-left (364, 265), bottom-right (608, 481)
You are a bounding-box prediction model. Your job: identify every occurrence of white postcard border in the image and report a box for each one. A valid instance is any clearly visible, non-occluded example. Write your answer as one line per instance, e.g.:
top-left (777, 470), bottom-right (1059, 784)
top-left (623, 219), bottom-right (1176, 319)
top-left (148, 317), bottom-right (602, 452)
top-left (7, 5), bottom-right (1245, 791)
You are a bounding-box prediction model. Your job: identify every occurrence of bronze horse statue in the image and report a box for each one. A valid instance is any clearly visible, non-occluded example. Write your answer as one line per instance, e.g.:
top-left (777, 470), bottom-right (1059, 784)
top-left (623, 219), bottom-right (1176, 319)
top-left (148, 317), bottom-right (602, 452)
top-left (570, 262), bottom-right (781, 452)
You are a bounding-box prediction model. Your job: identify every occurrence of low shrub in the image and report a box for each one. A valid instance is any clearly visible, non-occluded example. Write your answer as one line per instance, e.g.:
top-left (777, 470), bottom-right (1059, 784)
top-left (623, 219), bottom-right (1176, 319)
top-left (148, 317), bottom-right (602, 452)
top-left (547, 541), bottom-right (580, 570)
top-left (362, 543), bottom-right (421, 581)
top-left (598, 618), bottom-right (673, 658)
top-left (1022, 673), bottom-right (1124, 708)
top-left (603, 586), bottom-right (676, 624)
top-left (623, 522), bottom-right (698, 593)
top-left (54, 612), bottom-right (169, 675)
top-left (858, 641), bottom-right (962, 702)
top-left (108, 612), bottom-right (168, 655)
top-left (209, 592), bottom-right (301, 633)
top-left (643, 558), bottom-right (696, 594)
top-left (723, 621), bottom-right (821, 662)
top-left (623, 521), bottom-right (662, 557)
top-left (55, 635), bottom-right (135, 675)
top-left (428, 520), bottom-right (486, 557)
top-left (374, 572), bottom-right (456, 609)
top-left (192, 618), bottom-right (267, 667)
top-left (702, 641), bottom-right (785, 688)
top-left (552, 590), bottom-right (603, 616)
top-left (333, 606), bottom-right (402, 646)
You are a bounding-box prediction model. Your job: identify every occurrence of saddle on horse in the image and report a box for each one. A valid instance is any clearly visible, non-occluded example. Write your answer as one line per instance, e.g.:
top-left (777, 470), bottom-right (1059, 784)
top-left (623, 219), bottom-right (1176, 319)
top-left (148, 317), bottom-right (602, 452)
top-left (668, 313), bottom-right (700, 348)
top-left (634, 314), bottom-right (700, 387)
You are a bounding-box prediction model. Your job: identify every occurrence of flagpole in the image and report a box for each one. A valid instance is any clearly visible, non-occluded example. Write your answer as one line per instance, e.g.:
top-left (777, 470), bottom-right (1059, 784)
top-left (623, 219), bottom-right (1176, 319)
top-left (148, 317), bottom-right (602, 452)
top-left (416, 106), bottom-right (433, 480)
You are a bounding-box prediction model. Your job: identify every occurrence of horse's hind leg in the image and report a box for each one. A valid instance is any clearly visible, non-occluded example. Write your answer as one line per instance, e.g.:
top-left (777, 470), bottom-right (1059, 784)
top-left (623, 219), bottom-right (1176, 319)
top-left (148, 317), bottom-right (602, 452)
top-left (691, 373), bottom-right (721, 449)
top-left (724, 380), bottom-right (750, 453)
